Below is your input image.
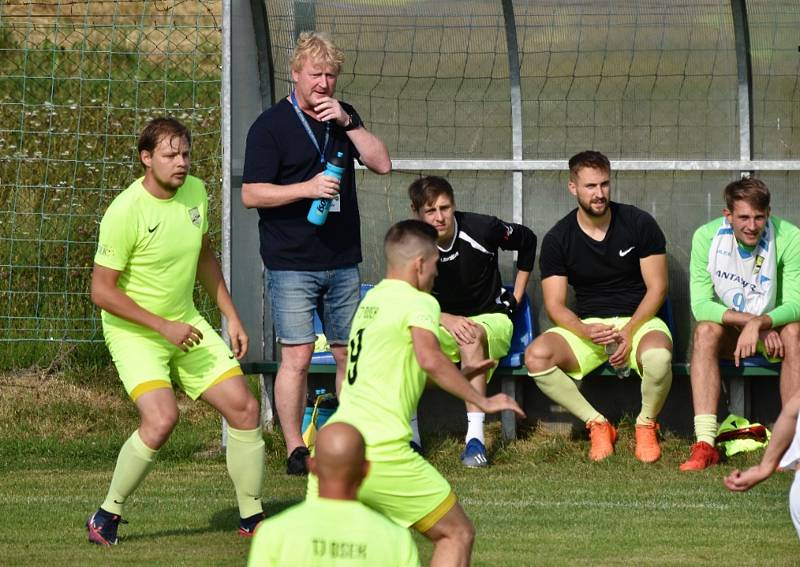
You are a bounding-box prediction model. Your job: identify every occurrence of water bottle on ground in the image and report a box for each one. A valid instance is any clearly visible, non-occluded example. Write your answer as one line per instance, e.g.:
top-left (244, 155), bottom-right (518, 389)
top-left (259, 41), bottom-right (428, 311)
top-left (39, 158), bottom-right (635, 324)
top-left (604, 342), bottom-right (630, 378)
top-left (307, 151), bottom-right (345, 225)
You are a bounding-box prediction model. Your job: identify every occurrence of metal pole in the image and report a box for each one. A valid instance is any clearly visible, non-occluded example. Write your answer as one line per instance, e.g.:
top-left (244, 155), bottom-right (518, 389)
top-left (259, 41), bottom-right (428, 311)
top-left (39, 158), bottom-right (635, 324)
top-left (502, 0), bottom-right (523, 225)
top-left (501, 0), bottom-right (523, 440)
top-left (221, 0), bottom-right (232, 449)
top-left (731, 0), bottom-right (754, 169)
top-left (388, 159), bottom-right (800, 171)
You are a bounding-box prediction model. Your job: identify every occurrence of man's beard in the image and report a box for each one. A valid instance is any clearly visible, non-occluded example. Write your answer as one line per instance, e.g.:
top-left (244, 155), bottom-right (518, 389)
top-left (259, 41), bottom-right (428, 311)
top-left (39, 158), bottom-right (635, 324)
top-left (578, 197), bottom-right (608, 217)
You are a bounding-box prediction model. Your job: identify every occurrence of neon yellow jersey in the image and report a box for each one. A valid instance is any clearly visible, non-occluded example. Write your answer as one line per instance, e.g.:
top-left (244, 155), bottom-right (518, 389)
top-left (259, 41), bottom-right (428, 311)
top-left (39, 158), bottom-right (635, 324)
top-left (94, 175), bottom-right (208, 332)
top-left (247, 497), bottom-right (419, 567)
top-left (328, 279), bottom-right (440, 453)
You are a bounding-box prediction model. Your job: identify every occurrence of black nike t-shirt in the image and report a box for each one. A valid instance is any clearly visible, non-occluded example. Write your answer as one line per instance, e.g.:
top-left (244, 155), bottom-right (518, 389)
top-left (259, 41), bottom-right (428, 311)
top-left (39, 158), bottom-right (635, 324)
top-left (539, 202), bottom-right (666, 318)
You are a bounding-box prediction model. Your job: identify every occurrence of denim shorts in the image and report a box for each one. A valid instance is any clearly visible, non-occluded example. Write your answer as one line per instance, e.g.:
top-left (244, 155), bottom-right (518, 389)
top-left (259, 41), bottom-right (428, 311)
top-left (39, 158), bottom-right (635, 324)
top-left (266, 266), bottom-right (360, 345)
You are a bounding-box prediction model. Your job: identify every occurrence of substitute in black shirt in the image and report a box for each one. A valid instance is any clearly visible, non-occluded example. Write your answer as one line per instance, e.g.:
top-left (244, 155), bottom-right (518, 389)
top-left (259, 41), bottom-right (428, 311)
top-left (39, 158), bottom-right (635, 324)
top-left (525, 151), bottom-right (673, 464)
top-left (539, 201), bottom-right (666, 319)
top-left (409, 176), bottom-right (536, 468)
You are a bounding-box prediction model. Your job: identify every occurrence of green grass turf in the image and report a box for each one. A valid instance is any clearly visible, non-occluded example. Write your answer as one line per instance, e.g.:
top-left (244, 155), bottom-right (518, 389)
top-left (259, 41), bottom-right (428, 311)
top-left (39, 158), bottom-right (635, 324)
top-left (1, 371), bottom-right (797, 565)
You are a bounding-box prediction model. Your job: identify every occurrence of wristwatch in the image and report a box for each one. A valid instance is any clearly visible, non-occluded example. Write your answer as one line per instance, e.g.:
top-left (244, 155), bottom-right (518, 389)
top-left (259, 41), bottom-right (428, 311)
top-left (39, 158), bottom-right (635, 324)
top-left (344, 112), bottom-right (363, 131)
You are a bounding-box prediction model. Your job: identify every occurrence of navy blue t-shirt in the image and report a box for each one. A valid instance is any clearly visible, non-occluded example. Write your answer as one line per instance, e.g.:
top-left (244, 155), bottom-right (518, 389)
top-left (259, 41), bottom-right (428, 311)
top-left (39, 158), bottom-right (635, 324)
top-left (539, 202), bottom-right (666, 318)
top-left (242, 98), bottom-right (362, 270)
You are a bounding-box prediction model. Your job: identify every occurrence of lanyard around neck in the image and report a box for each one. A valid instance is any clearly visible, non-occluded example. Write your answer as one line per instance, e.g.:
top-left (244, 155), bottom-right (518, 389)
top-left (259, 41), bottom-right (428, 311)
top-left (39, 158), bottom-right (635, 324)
top-left (290, 91), bottom-right (330, 164)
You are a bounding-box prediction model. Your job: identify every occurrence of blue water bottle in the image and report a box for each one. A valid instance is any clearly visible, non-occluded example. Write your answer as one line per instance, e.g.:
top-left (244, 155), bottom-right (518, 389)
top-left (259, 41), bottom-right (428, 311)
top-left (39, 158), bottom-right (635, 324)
top-left (307, 151), bottom-right (345, 225)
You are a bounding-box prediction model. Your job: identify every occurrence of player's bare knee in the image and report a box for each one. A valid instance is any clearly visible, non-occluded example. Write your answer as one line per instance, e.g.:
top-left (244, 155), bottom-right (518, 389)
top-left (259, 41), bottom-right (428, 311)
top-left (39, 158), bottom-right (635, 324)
top-left (453, 516), bottom-right (475, 546)
top-left (141, 408), bottom-right (178, 444)
top-left (435, 516), bottom-right (475, 548)
top-left (233, 393), bottom-right (260, 425)
top-left (460, 339), bottom-right (485, 363)
top-left (246, 391), bottom-right (260, 415)
top-left (241, 394), bottom-right (261, 428)
top-left (226, 393), bottom-right (260, 429)
top-left (524, 339), bottom-right (554, 372)
top-left (693, 322), bottom-right (724, 350)
top-left (780, 323), bottom-right (800, 351)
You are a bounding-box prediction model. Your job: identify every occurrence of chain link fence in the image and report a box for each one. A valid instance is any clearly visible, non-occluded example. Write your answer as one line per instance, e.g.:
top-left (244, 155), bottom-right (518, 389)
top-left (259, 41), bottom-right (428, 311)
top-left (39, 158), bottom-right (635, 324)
top-left (0, 0), bottom-right (222, 365)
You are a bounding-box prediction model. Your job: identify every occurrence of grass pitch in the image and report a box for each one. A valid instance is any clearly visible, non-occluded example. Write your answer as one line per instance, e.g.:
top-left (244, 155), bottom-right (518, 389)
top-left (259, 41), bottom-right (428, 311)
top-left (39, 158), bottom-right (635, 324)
top-left (1, 370), bottom-right (797, 565)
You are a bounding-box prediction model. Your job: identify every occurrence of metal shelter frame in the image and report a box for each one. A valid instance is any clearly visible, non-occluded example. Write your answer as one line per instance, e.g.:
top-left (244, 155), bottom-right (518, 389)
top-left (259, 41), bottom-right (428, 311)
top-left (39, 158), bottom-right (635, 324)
top-left (222, 0), bottom-right (800, 366)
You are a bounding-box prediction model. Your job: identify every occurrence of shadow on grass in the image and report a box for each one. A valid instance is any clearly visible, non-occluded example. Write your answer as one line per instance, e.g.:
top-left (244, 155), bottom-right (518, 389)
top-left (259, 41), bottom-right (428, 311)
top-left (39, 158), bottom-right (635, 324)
top-left (120, 500), bottom-right (301, 541)
top-left (121, 524), bottom-right (224, 542)
top-left (263, 498), bottom-right (303, 516)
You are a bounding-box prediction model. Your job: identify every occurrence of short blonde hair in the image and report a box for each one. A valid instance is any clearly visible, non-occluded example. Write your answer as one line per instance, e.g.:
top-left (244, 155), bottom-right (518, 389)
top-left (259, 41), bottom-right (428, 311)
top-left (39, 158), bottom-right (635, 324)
top-left (290, 31), bottom-right (345, 74)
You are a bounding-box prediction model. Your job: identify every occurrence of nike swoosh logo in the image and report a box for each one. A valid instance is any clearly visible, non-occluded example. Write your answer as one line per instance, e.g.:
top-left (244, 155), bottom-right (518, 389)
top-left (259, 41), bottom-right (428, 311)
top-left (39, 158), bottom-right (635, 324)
top-left (148, 224), bottom-right (159, 233)
top-left (228, 354), bottom-right (235, 360)
top-left (619, 246), bottom-right (635, 257)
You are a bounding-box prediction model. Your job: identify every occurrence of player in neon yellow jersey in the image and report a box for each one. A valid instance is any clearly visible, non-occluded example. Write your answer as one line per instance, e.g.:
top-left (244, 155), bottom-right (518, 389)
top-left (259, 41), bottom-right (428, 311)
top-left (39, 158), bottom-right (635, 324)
top-left (86, 118), bottom-right (265, 545)
top-left (249, 422), bottom-right (420, 566)
top-left (308, 220), bottom-right (525, 567)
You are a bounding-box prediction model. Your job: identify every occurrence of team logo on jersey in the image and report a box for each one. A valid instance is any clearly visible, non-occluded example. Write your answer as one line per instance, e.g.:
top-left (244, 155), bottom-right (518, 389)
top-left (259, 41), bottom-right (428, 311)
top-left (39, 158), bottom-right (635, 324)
top-left (188, 207), bottom-right (201, 227)
top-left (503, 223), bottom-right (514, 240)
top-left (753, 254), bottom-right (765, 276)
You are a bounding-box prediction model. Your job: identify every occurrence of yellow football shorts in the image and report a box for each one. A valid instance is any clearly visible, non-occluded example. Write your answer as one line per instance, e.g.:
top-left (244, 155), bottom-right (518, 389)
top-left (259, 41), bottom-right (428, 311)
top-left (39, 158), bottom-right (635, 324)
top-left (544, 316), bottom-right (672, 380)
top-left (307, 442), bottom-right (456, 532)
top-left (438, 312), bottom-right (513, 381)
top-left (104, 314), bottom-right (241, 401)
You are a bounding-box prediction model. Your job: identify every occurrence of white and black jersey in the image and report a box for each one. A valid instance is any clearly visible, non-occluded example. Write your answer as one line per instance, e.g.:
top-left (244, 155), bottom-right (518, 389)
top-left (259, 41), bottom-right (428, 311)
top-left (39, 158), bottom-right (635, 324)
top-left (539, 202), bottom-right (666, 319)
top-left (432, 211), bottom-right (537, 317)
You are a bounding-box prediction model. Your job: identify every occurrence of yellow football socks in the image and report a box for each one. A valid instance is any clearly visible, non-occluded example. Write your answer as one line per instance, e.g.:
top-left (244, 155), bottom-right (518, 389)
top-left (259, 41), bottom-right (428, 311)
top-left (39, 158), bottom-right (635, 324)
top-left (637, 348), bottom-right (672, 426)
top-left (226, 426), bottom-right (265, 519)
top-left (102, 430), bottom-right (157, 516)
top-left (529, 366), bottom-right (601, 424)
top-left (694, 414), bottom-right (718, 446)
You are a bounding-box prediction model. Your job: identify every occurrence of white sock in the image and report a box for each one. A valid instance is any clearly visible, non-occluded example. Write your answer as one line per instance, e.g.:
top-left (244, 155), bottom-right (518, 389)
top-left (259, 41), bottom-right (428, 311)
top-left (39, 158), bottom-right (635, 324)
top-left (466, 412), bottom-right (485, 444)
top-left (410, 411), bottom-right (421, 445)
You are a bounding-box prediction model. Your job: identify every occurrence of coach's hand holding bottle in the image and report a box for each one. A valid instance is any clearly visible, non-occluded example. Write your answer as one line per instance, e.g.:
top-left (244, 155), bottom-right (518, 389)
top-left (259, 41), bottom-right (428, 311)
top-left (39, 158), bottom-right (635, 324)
top-left (307, 151), bottom-right (345, 225)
